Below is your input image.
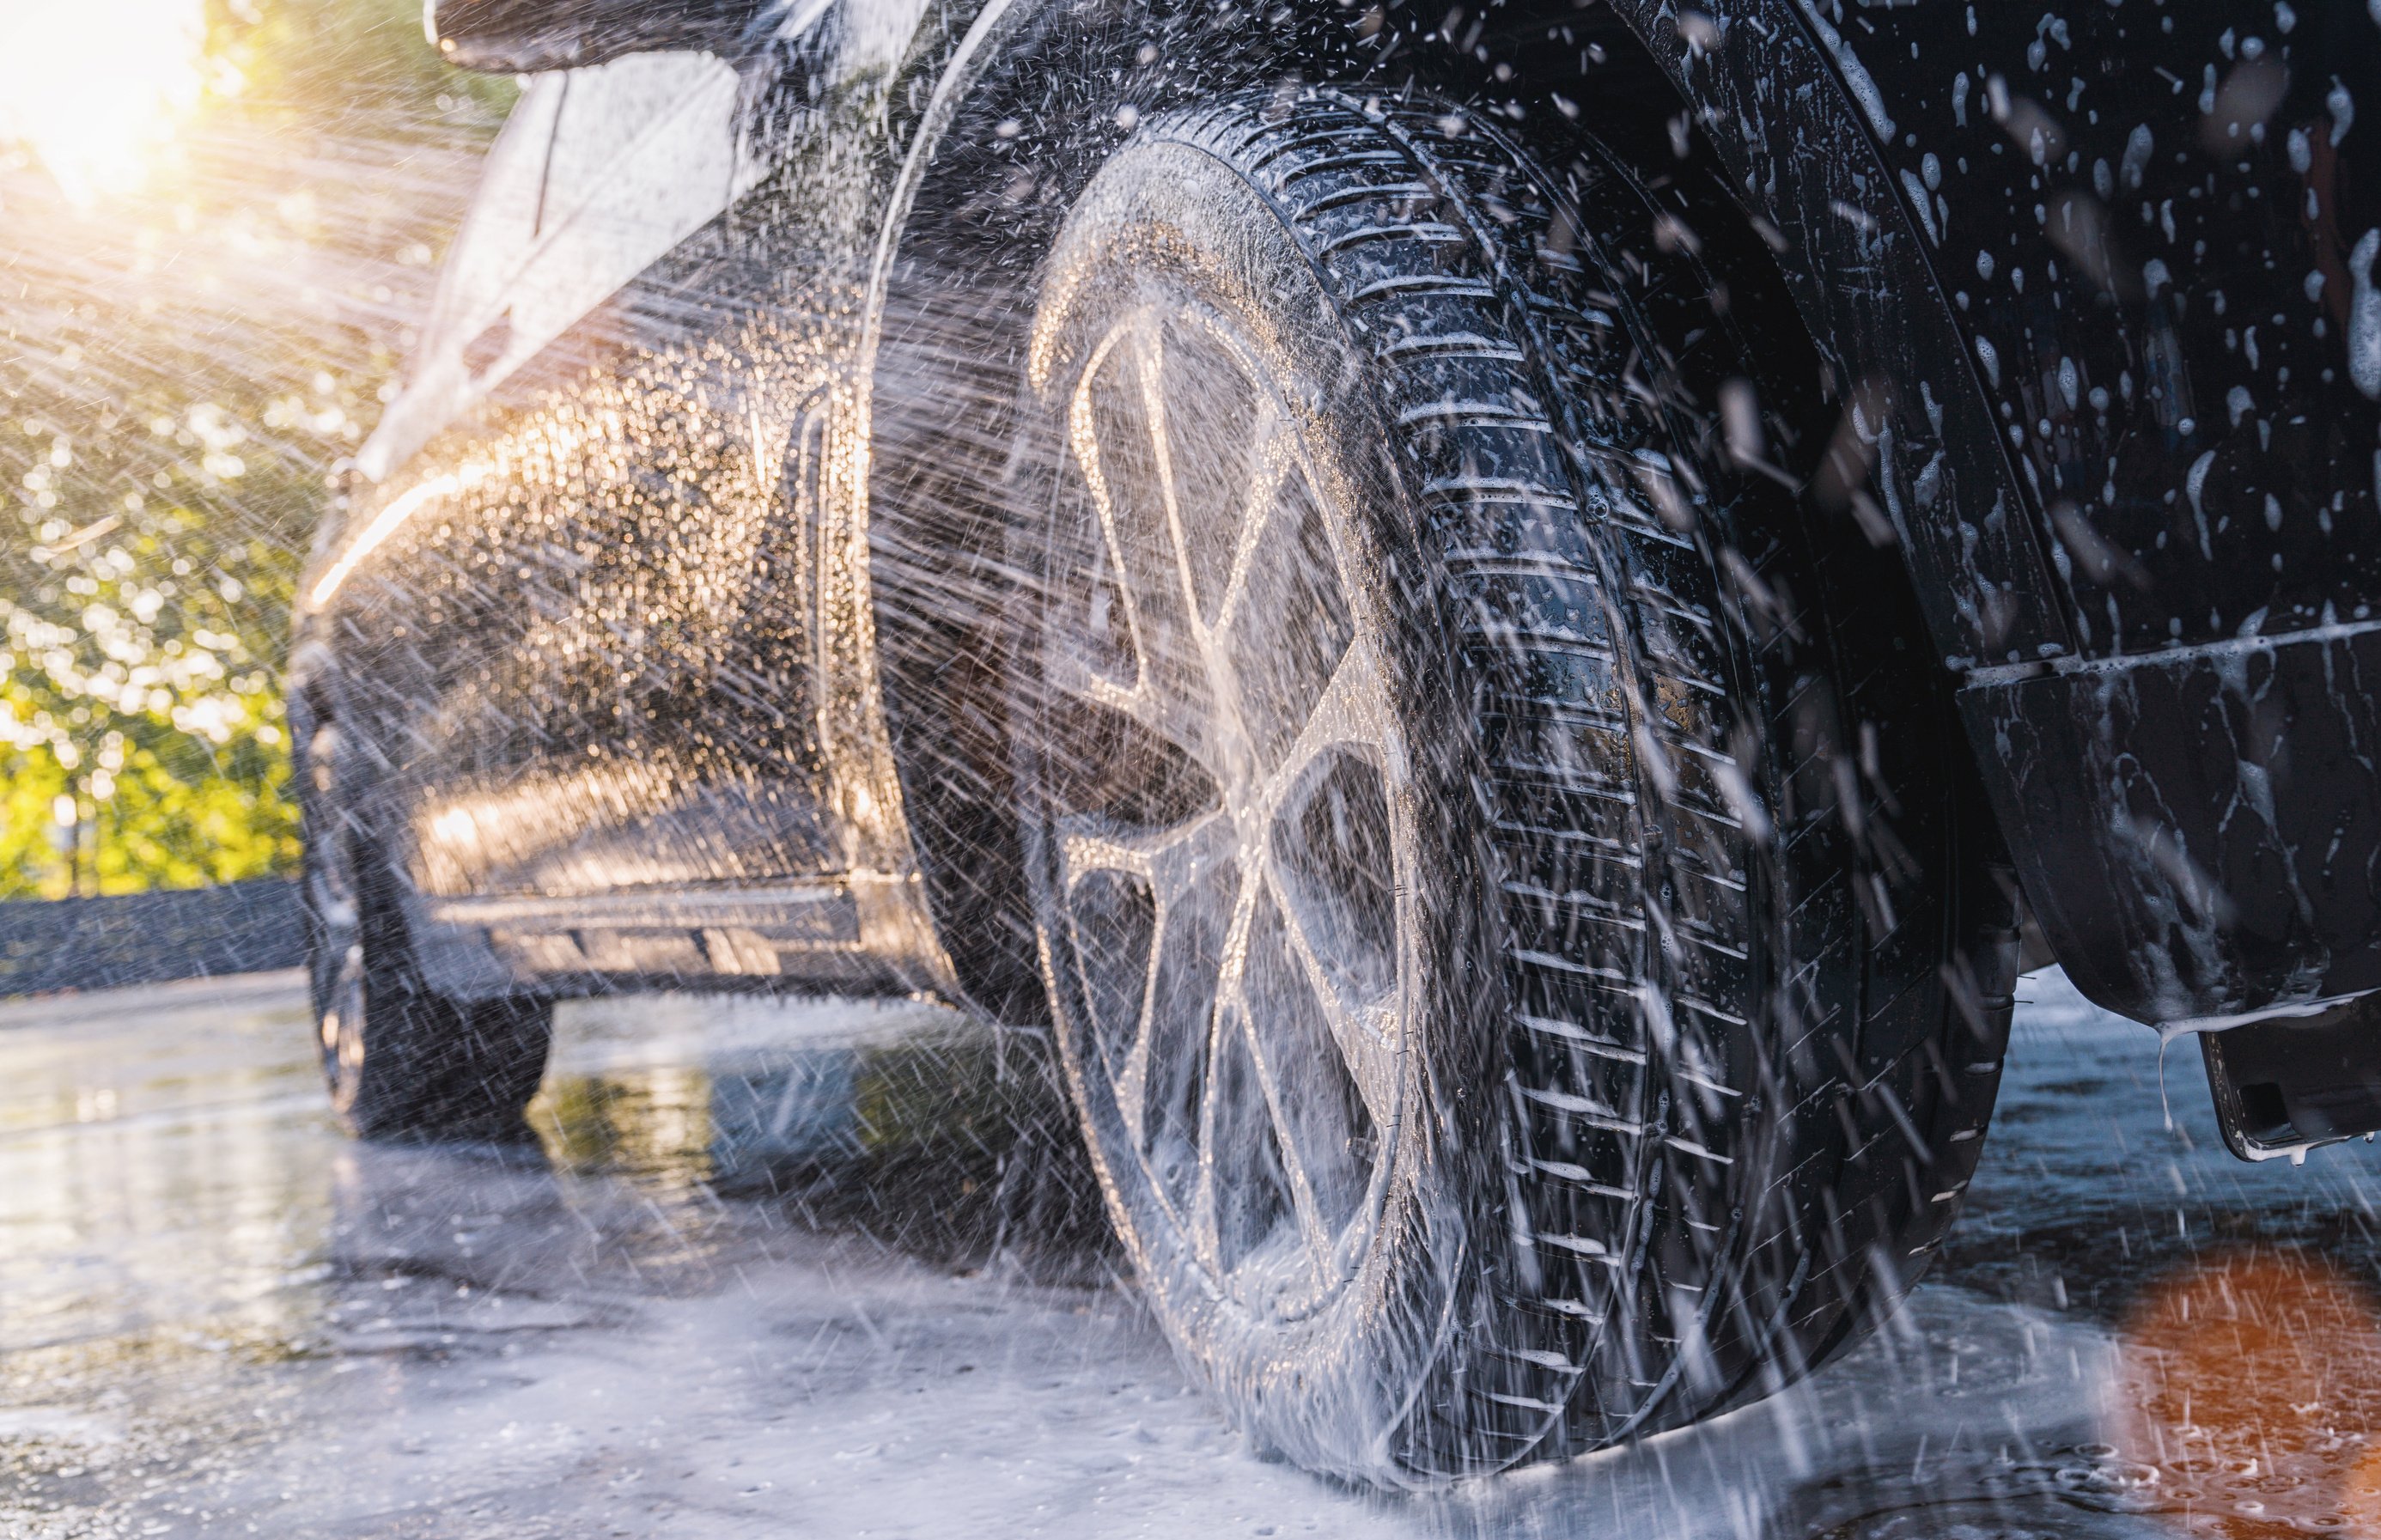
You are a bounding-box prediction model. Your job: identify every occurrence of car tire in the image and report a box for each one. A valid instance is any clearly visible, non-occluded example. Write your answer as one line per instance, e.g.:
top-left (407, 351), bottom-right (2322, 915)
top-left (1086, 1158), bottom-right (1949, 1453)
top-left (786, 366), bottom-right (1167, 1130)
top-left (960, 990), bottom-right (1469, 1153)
top-left (1007, 90), bottom-right (2016, 1483)
top-left (302, 724), bottom-right (552, 1144)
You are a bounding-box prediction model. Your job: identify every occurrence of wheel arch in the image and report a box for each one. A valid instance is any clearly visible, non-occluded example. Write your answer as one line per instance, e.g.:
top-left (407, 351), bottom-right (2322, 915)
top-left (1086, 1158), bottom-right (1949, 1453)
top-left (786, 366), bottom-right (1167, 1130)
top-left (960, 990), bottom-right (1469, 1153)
top-left (860, 0), bottom-right (2038, 1015)
top-left (1571, 0), bottom-right (2069, 669)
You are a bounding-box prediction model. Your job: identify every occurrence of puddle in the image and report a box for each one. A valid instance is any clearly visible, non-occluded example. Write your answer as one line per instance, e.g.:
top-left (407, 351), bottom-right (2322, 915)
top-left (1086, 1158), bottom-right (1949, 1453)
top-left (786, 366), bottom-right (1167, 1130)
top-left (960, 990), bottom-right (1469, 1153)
top-left (533, 992), bottom-right (1109, 1271)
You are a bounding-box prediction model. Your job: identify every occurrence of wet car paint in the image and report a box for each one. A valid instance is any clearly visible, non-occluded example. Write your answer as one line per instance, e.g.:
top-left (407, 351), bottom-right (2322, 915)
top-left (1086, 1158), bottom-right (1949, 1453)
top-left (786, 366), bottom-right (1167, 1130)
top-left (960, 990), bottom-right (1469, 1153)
top-left (296, 0), bottom-right (2381, 1055)
top-left (3, 970), bottom-right (2377, 1537)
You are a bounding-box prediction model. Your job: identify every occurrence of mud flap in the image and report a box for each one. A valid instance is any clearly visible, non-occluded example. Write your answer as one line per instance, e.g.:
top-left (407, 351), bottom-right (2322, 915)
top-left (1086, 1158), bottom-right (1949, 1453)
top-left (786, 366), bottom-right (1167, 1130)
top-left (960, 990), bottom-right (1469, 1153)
top-left (2201, 995), bottom-right (2381, 1161)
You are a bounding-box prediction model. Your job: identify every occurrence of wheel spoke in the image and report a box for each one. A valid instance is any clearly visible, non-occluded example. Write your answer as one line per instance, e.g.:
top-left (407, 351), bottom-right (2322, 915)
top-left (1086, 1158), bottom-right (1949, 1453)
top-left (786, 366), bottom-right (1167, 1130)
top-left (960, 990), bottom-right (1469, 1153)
top-left (1257, 852), bottom-right (1404, 1137)
top-left (1056, 807), bottom-right (1231, 904)
top-left (1135, 321), bottom-right (1207, 648)
top-left (1155, 309), bottom-right (1273, 632)
top-left (1253, 639), bottom-right (1400, 824)
top-left (1232, 888), bottom-right (1379, 1281)
top-left (1208, 425), bottom-right (1298, 638)
top-left (1058, 810), bottom-right (1235, 1153)
top-left (1230, 1013), bottom-right (1342, 1286)
top-left (1063, 317), bottom-right (1222, 770)
top-left (1209, 455), bottom-right (1369, 783)
top-left (1066, 324), bottom-right (1152, 672)
top-left (1191, 867), bottom-right (1264, 1275)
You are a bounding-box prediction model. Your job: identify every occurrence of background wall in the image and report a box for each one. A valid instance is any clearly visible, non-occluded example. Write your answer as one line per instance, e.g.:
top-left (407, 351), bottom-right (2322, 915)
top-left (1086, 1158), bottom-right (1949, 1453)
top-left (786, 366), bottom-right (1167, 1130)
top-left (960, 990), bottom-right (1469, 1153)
top-left (0, 878), bottom-right (302, 996)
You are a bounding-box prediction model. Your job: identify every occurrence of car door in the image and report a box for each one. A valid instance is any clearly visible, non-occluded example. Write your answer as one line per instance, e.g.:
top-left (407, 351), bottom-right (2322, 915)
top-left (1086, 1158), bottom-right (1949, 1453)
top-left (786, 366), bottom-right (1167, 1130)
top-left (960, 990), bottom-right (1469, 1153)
top-left (320, 20), bottom-right (870, 916)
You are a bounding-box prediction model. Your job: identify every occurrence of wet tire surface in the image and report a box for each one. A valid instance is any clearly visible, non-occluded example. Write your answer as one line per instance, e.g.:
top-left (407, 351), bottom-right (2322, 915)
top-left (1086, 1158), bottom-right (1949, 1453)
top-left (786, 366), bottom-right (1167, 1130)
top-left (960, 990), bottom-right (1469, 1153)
top-left (1008, 91), bottom-right (2015, 1482)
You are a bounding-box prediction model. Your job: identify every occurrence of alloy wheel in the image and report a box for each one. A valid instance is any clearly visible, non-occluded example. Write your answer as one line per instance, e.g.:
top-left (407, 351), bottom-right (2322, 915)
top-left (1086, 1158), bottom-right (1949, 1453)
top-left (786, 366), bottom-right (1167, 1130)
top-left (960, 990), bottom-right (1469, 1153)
top-left (1036, 300), bottom-right (1419, 1324)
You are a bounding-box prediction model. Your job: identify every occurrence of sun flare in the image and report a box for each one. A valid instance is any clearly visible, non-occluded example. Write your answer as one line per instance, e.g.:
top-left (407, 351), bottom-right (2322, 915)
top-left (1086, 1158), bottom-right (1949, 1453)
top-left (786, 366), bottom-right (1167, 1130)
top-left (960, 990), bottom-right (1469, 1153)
top-left (0, 0), bottom-right (209, 203)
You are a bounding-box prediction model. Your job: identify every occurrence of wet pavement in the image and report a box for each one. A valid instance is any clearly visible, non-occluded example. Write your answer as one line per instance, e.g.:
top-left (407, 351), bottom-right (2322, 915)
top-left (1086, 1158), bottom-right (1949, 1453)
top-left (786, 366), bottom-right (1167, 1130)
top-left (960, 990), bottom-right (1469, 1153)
top-left (3, 971), bottom-right (2378, 1538)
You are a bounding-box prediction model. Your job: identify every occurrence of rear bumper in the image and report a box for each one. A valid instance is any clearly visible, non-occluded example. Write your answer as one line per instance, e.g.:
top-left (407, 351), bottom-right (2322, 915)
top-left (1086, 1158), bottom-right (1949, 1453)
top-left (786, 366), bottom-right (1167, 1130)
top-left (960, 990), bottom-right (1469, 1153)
top-left (1962, 622), bottom-right (2381, 1026)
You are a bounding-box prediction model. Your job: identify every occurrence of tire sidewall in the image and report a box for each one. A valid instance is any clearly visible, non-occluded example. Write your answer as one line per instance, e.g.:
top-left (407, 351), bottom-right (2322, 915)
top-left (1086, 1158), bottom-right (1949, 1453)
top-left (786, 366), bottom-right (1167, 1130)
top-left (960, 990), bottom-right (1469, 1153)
top-left (298, 721), bottom-right (370, 1123)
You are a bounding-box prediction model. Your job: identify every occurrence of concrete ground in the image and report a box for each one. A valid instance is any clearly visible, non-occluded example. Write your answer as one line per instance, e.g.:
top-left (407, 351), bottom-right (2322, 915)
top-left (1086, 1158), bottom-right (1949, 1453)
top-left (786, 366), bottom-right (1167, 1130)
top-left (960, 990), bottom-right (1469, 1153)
top-left (3, 970), bottom-right (2377, 1538)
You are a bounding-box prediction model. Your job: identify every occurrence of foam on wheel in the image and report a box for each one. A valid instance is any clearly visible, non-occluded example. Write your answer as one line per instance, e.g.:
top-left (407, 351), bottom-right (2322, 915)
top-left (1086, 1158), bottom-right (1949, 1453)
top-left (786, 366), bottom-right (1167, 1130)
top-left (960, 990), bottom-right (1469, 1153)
top-left (1008, 89), bottom-right (2017, 1483)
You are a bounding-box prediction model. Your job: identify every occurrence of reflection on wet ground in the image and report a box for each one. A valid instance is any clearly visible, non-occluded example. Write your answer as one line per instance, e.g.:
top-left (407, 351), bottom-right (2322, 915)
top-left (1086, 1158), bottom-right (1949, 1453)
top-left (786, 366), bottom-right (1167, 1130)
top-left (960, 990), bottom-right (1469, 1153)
top-left (0, 968), bottom-right (2376, 1537)
top-left (524, 992), bottom-right (1106, 1277)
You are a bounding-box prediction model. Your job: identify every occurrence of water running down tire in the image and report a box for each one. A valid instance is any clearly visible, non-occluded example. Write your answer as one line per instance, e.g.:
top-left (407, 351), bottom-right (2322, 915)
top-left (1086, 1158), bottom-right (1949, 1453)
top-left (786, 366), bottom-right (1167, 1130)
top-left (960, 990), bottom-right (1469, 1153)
top-left (1009, 90), bottom-right (2017, 1483)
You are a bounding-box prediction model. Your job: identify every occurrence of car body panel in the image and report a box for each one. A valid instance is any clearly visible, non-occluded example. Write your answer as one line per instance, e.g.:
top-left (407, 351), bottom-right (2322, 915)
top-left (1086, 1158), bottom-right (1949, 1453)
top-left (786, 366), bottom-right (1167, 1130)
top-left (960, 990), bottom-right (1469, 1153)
top-left (300, 6), bottom-right (953, 999)
top-left (1600, 0), bottom-right (2071, 667)
top-left (296, 0), bottom-right (2381, 1028)
top-left (1965, 620), bottom-right (2381, 1025)
top-left (1613, 0), bottom-right (2381, 1021)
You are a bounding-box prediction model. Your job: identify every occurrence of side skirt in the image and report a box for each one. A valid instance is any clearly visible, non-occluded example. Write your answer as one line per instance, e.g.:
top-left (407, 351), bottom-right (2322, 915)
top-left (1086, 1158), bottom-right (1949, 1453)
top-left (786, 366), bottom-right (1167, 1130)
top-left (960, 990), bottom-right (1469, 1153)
top-left (408, 873), bottom-right (957, 1002)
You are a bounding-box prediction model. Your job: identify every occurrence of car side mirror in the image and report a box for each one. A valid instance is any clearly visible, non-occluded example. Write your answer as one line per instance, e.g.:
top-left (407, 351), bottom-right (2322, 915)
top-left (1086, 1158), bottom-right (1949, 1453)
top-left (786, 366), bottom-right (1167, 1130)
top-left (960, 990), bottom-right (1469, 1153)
top-left (425, 0), bottom-right (770, 72)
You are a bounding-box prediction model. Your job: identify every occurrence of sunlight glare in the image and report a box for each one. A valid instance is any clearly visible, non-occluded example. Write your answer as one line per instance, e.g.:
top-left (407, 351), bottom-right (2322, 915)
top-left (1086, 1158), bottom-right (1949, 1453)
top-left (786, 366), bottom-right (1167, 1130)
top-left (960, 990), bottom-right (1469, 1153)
top-left (0, 0), bottom-right (209, 203)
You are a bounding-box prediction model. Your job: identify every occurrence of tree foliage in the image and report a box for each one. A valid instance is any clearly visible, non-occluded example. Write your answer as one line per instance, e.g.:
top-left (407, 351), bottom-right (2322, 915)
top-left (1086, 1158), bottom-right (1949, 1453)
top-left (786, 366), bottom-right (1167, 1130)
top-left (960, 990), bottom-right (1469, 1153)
top-left (0, 0), bottom-right (510, 895)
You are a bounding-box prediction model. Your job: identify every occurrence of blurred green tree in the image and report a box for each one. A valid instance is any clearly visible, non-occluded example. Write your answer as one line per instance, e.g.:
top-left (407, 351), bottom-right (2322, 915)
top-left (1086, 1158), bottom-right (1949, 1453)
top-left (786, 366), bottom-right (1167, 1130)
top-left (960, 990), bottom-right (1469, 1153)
top-left (0, 0), bottom-right (511, 896)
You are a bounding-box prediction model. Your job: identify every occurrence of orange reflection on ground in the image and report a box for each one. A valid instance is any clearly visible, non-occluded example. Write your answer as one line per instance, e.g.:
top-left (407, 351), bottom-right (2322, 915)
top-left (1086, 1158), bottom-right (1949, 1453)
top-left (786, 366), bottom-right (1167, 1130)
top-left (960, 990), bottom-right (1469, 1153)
top-left (2112, 1247), bottom-right (2381, 1536)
